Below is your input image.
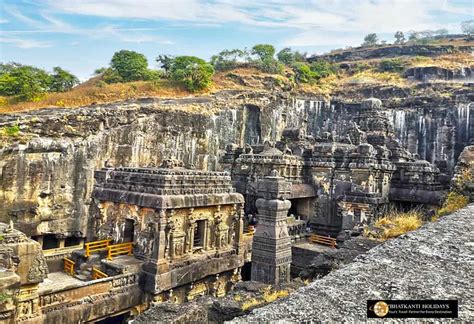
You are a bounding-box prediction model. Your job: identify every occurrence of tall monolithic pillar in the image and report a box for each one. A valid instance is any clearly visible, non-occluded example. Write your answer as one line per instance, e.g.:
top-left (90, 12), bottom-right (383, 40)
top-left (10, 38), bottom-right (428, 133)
top-left (251, 171), bottom-right (292, 284)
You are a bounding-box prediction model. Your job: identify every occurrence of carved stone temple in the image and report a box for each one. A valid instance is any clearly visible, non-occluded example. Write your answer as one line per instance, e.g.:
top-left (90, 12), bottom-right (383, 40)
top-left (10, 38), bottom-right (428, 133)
top-left (0, 95), bottom-right (461, 323)
top-left (0, 161), bottom-right (248, 323)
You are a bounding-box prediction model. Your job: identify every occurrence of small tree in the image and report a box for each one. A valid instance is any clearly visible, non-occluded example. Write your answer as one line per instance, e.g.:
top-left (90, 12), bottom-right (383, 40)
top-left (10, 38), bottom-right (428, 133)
top-left (378, 59), bottom-right (404, 72)
top-left (0, 63), bottom-right (51, 101)
top-left (291, 62), bottom-right (315, 83)
top-left (156, 54), bottom-right (175, 74)
top-left (50, 67), bottom-right (79, 92)
top-left (408, 31), bottom-right (421, 41)
top-left (169, 56), bottom-right (214, 92)
top-left (110, 50), bottom-right (149, 82)
top-left (251, 44), bottom-right (275, 61)
top-left (210, 49), bottom-right (247, 71)
top-left (461, 20), bottom-right (474, 36)
top-left (436, 28), bottom-right (449, 36)
top-left (362, 33), bottom-right (378, 46)
top-left (394, 31), bottom-right (405, 44)
top-left (276, 48), bottom-right (295, 65)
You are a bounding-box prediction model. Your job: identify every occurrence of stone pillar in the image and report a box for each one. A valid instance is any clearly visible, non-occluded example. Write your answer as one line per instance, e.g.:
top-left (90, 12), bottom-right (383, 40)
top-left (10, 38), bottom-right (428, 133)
top-left (251, 171), bottom-right (292, 285)
top-left (142, 210), bottom-right (170, 294)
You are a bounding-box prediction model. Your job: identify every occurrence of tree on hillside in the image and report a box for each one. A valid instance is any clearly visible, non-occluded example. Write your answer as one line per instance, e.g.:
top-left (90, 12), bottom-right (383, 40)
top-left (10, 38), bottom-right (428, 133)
top-left (156, 54), bottom-right (175, 74)
top-left (251, 44), bottom-right (276, 61)
top-left (394, 31), bottom-right (405, 44)
top-left (169, 56), bottom-right (214, 92)
top-left (408, 31), bottom-right (421, 41)
top-left (362, 33), bottom-right (378, 46)
top-left (276, 48), bottom-right (295, 65)
top-left (462, 20), bottom-right (474, 36)
top-left (0, 63), bottom-right (52, 101)
top-left (251, 44), bottom-right (284, 74)
top-left (110, 50), bottom-right (149, 82)
top-left (50, 67), bottom-right (79, 92)
top-left (436, 28), bottom-right (449, 36)
top-left (210, 49), bottom-right (248, 71)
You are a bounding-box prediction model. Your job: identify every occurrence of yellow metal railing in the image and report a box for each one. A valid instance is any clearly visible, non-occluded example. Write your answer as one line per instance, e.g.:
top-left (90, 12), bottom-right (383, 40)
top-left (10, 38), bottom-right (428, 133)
top-left (244, 225), bottom-right (255, 237)
top-left (84, 239), bottom-right (111, 257)
top-left (107, 242), bottom-right (133, 260)
top-left (63, 258), bottom-right (75, 275)
top-left (92, 267), bottom-right (108, 280)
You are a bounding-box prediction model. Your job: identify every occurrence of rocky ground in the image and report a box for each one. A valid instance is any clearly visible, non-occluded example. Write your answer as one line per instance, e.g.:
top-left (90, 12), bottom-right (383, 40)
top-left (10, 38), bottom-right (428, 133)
top-left (231, 204), bottom-right (474, 323)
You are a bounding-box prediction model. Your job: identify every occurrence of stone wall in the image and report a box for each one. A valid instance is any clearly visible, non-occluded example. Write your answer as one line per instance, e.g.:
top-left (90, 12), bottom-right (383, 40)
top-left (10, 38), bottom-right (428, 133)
top-left (0, 91), bottom-right (472, 240)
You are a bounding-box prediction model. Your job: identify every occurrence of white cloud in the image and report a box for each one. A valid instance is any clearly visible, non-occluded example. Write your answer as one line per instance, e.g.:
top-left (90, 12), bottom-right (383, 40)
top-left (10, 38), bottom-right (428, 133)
top-left (2, 7), bottom-right (173, 45)
top-left (0, 37), bottom-right (52, 48)
top-left (4, 0), bottom-right (470, 48)
top-left (0, 19), bottom-right (8, 24)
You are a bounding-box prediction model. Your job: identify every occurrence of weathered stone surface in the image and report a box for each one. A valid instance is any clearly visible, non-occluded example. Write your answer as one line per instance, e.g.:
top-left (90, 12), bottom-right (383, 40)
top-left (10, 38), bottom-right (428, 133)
top-left (132, 301), bottom-right (208, 324)
top-left (231, 204), bottom-right (474, 323)
top-left (309, 44), bottom-right (473, 63)
top-left (1, 91), bottom-right (471, 242)
top-left (298, 236), bottom-right (381, 279)
top-left (452, 145), bottom-right (474, 200)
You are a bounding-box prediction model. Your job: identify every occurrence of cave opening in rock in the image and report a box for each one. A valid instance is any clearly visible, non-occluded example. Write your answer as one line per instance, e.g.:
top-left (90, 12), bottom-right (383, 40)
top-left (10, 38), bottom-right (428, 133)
top-left (241, 262), bottom-right (252, 281)
top-left (95, 311), bottom-right (130, 324)
top-left (123, 219), bottom-right (135, 243)
top-left (65, 236), bottom-right (81, 247)
top-left (42, 234), bottom-right (59, 250)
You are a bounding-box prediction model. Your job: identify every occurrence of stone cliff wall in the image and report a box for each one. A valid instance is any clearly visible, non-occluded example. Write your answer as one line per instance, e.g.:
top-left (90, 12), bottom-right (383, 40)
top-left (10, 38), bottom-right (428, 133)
top-left (0, 91), bottom-right (472, 239)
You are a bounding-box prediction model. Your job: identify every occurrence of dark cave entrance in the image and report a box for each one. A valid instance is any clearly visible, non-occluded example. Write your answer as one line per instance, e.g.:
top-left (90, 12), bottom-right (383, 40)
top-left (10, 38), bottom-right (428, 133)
top-left (123, 219), bottom-right (135, 243)
top-left (65, 236), bottom-right (82, 247)
top-left (241, 262), bottom-right (252, 281)
top-left (94, 311), bottom-right (130, 324)
top-left (42, 234), bottom-right (59, 250)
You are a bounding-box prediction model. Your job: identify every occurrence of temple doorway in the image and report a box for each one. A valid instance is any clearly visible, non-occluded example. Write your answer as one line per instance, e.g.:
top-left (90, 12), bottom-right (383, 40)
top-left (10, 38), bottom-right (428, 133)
top-left (123, 219), bottom-right (134, 243)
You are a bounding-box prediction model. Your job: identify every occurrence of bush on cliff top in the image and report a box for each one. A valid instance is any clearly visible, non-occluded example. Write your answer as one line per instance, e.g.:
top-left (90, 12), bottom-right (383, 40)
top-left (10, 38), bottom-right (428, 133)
top-left (169, 56), bottom-right (214, 92)
top-left (0, 63), bottom-right (79, 101)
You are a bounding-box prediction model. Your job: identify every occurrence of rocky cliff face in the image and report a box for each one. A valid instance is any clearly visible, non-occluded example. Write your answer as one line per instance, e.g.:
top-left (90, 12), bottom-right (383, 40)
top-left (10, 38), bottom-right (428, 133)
top-left (0, 90), bottom-right (472, 239)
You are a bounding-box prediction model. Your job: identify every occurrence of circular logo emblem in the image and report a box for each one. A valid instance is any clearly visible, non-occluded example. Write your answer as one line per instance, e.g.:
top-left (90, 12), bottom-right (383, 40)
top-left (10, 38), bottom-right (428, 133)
top-left (373, 301), bottom-right (389, 317)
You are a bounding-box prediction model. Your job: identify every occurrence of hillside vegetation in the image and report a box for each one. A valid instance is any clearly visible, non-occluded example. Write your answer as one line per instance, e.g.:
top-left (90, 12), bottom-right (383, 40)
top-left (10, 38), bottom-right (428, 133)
top-left (1, 34), bottom-right (473, 114)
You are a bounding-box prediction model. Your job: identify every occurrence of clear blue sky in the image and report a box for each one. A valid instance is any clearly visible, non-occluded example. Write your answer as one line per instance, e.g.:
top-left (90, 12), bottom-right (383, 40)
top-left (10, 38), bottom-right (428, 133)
top-left (0, 0), bottom-right (472, 80)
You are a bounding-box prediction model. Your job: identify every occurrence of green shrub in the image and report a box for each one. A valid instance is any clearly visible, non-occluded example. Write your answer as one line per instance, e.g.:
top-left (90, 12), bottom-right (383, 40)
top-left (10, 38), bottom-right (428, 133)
top-left (1, 124), bottom-right (20, 137)
top-left (309, 60), bottom-right (336, 78)
top-left (291, 62), bottom-right (315, 83)
top-left (50, 67), bottom-right (79, 92)
top-left (0, 63), bottom-right (51, 101)
top-left (169, 56), bottom-right (214, 92)
top-left (378, 59), bottom-right (405, 73)
top-left (256, 58), bottom-right (284, 74)
top-left (110, 50), bottom-right (149, 82)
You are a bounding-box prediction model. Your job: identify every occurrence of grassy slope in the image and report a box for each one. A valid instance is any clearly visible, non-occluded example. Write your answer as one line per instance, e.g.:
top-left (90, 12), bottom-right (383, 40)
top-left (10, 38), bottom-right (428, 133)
top-left (1, 46), bottom-right (472, 115)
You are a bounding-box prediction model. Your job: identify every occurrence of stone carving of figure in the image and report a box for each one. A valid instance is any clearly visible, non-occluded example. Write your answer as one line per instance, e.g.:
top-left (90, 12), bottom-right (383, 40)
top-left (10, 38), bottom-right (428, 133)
top-left (244, 144), bottom-right (253, 154)
top-left (270, 169), bottom-right (280, 177)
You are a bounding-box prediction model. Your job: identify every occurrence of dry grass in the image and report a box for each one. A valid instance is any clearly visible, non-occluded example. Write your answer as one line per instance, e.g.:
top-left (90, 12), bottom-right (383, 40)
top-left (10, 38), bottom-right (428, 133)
top-left (239, 288), bottom-right (289, 311)
top-left (366, 209), bottom-right (423, 240)
top-left (435, 192), bottom-right (469, 218)
top-left (0, 77), bottom-right (196, 114)
top-left (409, 53), bottom-right (474, 69)
top-left (344, 70), bottom-right (407, 86)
